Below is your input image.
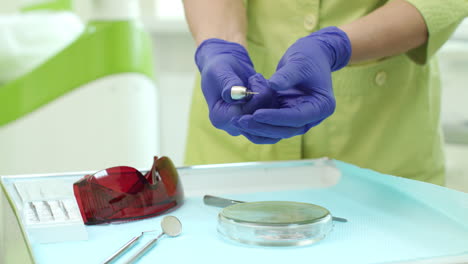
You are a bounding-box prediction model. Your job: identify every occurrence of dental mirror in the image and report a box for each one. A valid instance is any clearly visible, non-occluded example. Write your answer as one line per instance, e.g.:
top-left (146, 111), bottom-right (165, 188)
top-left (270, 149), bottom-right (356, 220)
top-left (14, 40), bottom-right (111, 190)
top-left (160, 215), bottom-right (183, 237)
top-left (124, 216), bottom-right (182, 264)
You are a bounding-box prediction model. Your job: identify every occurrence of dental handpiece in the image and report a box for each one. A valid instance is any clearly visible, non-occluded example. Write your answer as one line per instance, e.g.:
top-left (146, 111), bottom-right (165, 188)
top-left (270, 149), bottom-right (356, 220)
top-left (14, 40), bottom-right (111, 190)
top-left (231, 86), bottom-right (259, 100)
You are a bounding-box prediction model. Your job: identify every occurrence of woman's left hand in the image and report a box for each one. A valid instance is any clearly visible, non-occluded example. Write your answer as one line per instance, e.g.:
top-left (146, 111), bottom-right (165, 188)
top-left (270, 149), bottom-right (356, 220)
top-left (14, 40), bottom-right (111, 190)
top-left (233, 27), bottom-right (352, 144)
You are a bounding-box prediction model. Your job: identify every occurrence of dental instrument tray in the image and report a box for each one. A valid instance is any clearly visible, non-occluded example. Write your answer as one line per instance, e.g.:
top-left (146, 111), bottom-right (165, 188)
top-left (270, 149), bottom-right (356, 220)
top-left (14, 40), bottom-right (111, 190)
top-left (1, 158), bottom-right (468, 264)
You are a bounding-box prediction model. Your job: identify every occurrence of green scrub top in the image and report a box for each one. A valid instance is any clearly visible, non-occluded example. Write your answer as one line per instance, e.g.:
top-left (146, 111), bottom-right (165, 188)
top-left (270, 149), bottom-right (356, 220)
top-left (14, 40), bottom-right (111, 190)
top-left (185, 0), bottom-right (468, 185)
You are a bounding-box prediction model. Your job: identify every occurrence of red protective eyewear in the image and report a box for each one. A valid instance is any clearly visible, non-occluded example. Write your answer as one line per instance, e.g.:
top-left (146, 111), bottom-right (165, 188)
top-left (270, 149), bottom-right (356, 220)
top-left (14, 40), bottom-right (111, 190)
top-left (73, 156), bottom-right (184, 225)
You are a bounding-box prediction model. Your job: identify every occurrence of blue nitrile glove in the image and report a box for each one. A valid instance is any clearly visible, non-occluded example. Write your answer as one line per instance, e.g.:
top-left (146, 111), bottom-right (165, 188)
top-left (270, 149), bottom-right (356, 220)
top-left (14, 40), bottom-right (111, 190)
top-left (195, 38), bottom-right (277, 136)
top-left (232, 27), bottom-right (351, 144)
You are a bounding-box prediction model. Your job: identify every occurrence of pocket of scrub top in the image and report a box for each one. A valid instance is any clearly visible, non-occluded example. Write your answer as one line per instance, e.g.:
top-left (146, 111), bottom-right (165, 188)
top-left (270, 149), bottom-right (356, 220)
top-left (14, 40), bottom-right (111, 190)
top-left (331, 54), bottom-right (418, 97)
top-left (325, 54), bottom-right (444, 183)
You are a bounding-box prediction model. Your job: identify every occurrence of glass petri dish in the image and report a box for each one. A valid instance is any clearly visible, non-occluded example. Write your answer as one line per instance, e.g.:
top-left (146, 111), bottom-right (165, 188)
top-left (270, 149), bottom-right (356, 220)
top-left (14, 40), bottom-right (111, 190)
top-left (218, 201), bottom-right (333, 247)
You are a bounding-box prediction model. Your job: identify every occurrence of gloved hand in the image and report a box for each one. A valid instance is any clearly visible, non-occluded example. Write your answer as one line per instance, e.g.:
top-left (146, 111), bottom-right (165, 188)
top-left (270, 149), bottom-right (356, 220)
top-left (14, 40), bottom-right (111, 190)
top-left (195, 39), bottom-right (277, 136)
top-left (232, 27), bottom-right (352, 144)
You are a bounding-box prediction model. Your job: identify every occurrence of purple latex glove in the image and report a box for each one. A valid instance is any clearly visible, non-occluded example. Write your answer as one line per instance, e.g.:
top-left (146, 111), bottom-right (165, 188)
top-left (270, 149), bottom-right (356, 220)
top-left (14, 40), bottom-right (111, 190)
top-left (195, 39), bottom-right (277, 136)
top-left (233, 27), bottom-right (352, 144)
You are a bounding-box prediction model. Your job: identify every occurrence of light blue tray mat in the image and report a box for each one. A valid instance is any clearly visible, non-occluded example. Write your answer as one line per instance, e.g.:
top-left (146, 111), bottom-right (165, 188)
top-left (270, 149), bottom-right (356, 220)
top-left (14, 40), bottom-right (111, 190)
top-left (30, 161), bottom-right (468, 264)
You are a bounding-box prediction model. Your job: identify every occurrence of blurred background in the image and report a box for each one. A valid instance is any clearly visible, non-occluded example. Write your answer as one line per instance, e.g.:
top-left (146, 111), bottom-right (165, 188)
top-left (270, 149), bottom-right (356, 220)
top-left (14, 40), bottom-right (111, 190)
top-left (0, 0), bottom-right (466, 192)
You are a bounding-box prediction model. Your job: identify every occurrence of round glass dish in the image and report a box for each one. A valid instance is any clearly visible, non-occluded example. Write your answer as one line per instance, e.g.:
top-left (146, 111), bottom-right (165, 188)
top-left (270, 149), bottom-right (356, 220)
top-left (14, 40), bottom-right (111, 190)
top-left (217, 201), bottom-right (333, 247)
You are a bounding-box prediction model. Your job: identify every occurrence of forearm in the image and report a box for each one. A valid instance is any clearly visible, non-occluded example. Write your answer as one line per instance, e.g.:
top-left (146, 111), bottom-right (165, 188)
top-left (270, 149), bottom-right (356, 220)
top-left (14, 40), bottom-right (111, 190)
top-left (340, 0), bottom-right (428, 64)
top-left (183, 0), bottom-right (247, 47)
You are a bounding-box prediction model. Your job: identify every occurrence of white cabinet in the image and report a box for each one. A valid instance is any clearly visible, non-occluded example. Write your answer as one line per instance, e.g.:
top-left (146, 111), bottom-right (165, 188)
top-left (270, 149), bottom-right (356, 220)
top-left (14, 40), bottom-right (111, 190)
top-left (445, 144), bottom-right (468, 192)
top-left (439, 19), bottom-right (468, 192)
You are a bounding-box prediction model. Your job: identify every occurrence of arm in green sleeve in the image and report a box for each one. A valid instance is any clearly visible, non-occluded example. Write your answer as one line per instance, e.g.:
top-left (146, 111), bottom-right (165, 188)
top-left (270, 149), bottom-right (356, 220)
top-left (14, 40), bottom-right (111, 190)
top-left (406, 0), bottom-right (468, 64)
top-left (183, 0), bottom-right (247, 47)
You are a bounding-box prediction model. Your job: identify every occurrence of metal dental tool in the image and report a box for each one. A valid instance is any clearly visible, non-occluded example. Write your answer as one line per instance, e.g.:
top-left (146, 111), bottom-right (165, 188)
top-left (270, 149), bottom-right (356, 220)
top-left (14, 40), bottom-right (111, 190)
top-left (102, 216), bottom-right (182, 264)
top-left (231, 86), bottom-right (259, 100)
top-left (103, 229), bottom-right (158, 264)
top-left (124, 216), bottom-right (182, 264)
top-left (204, 195), bottom-right (348, 223)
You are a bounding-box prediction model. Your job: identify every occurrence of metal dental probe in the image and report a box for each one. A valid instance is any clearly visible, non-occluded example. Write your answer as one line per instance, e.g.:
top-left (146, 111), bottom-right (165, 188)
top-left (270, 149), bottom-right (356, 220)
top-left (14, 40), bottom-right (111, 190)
top-left (204, 194), bottom-right (348, 223)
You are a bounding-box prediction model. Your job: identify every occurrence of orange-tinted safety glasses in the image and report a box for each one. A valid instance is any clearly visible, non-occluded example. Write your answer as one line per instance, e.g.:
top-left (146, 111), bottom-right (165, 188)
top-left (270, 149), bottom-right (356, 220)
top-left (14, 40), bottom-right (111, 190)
top-left (73, 156), bottom-right (184, 225)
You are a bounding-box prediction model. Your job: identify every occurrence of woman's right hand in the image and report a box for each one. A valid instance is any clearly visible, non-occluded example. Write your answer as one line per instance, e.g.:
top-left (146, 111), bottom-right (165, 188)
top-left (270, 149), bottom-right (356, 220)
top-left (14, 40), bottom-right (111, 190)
top-left (195, 38), bottom-right (277, 136)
